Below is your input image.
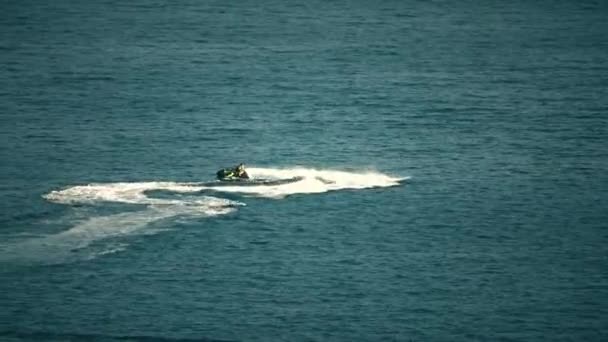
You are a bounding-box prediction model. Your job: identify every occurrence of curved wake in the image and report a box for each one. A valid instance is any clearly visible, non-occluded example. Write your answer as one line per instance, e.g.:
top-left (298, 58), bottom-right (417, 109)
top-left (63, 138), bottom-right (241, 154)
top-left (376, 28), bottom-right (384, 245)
top-left (3, 167), bottom-right (406, 264)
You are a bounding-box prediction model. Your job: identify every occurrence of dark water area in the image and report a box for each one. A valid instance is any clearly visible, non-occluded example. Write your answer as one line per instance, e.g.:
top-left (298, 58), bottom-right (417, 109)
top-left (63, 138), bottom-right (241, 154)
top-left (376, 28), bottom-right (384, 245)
top-left (1, 0), bottom-right (607, 341)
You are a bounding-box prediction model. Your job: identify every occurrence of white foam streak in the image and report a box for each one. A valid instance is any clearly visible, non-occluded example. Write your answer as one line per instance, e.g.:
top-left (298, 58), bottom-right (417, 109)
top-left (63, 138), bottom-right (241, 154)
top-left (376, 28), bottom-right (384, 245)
top-left (44, 182), bottom-right (205, 205)
top-left (206, 167), bottom-right (406, 198)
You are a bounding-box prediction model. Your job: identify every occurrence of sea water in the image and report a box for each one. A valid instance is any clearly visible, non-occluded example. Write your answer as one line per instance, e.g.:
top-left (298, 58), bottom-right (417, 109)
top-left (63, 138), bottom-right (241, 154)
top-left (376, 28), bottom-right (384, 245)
top-left (1, 1), bottom-right (607, 341)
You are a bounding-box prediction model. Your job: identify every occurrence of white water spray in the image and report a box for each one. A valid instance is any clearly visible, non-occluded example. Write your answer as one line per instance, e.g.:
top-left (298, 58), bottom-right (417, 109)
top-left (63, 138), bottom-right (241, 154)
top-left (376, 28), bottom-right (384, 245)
top-left (200, 167), bottom-right (407, 198)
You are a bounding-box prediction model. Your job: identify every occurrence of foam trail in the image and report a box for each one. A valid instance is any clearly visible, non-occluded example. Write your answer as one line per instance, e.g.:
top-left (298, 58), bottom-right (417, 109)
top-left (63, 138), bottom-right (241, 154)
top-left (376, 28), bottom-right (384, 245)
top-left (1, 209), bottom-right (168, 262)
top-left (44, 182), bottom-right (207, 205)
top-left (1, 183), bottom-right (243, 264)
top-left (3, 195), bottom-right (240, 264)
top-left (202, 167), bottom-right (407, 198)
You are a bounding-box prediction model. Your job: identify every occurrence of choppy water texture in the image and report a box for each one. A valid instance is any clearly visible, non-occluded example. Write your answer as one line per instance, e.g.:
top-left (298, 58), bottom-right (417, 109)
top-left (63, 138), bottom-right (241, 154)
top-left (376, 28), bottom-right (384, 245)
top-left (1, 1), bottom-right (608, 341)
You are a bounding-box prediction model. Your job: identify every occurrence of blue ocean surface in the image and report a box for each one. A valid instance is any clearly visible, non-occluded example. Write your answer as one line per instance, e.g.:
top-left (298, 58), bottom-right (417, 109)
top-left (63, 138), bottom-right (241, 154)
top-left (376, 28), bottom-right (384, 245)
top-left (1, 0), bottom-right (607, 341)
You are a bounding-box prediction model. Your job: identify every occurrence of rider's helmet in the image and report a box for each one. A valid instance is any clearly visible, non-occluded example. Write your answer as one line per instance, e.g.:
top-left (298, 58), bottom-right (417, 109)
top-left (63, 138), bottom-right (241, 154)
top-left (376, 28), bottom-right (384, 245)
top-left (236, 163), bottom-right (245, 172)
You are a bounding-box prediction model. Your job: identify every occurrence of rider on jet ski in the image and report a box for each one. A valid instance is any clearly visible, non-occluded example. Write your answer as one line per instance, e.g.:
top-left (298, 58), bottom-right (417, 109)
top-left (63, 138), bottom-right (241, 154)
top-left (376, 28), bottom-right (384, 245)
top-left (234, 163), bottom-right (249, 179)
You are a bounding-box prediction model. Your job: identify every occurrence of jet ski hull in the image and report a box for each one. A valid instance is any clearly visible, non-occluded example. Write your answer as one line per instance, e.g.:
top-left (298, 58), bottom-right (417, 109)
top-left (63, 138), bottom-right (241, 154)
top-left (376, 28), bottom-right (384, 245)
top-left (203, 176), bottom-right (304, 187)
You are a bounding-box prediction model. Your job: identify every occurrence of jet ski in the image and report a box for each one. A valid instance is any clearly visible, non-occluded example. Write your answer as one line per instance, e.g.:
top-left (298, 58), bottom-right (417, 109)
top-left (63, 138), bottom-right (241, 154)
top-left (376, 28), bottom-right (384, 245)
top-left (216, 164), bottom-right (250, 181)
top-left (216, 169), bottom-right (249, 181)
top-left (214, 164), bottom-right (303, 186)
